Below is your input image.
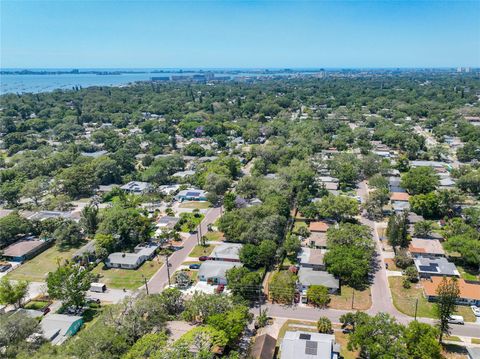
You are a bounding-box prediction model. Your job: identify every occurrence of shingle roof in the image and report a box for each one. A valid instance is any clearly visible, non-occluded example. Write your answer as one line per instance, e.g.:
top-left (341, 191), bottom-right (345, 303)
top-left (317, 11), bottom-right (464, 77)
top-left (422, 278), bottom-right (480, 301)
top-left (414, 257), bottom-right (459, 276)
top-left (298, 268), bottom-right (339, 289)
top-left (309, 221), bottom-right (329, 232)
top-left (409, 238), bottom-right (445, 256)
top-left (2, 240), bottom-right (46, 257)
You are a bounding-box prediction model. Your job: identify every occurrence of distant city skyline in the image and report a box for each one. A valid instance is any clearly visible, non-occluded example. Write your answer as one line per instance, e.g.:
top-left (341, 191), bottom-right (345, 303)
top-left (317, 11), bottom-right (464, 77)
top-left (1, 0), bottom-right (479, 68)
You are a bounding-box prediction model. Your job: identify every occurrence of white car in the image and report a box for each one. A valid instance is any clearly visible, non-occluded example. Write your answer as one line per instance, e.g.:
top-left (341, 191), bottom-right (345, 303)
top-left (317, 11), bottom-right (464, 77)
top-left (447, 315), bottom-right (464, 325)
top-left (471, 305), bottom-right (480, 317)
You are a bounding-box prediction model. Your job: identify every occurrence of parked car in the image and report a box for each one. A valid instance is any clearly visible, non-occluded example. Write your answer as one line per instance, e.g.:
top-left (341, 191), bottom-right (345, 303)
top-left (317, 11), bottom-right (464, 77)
top-left (189, 264), bottom-right (201, 269)
top-left (86, 297), bottom-right (101, 304)
top-left (471, 305), bottom-right (480, 317)
top-left (447, 315), bottom-right (464, 325)
top-left (42, 307), bottom-right (51, 316)
top-left (199, 256), bottom-right (209, 261)
top-left (0, 264), bottom-right (12, 272)
top-left (215, 284), bottom-right (225, 293)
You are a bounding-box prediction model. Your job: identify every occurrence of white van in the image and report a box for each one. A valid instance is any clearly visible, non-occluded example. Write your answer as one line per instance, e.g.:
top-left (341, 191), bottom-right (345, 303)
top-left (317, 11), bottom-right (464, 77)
top-left (447, 315), bottom-right (464, 325)
top-left (90, 282), bottom-right (107, 293)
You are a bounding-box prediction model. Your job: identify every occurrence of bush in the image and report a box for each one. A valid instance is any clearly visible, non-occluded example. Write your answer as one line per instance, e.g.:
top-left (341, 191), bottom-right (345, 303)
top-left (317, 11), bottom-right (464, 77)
top-left (394, 249), bottom-right (413, 269)
top-left (404, 266), bottom-right (419, 283)
top-left (317, 317), bottom-right (333, 334)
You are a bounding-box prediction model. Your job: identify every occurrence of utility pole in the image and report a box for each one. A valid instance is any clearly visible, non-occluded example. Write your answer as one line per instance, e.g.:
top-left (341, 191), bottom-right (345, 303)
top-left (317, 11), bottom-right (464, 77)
top-left (414, 298), bottom-right (418, 321)
top-left (351, 289), bottom-right (355, 310)
top-left (258, 286), bottom-right (262, 316)
top-left (142, 275), bottom-right (149, 295)
top-left (166, 255), bottom-right (171, 286)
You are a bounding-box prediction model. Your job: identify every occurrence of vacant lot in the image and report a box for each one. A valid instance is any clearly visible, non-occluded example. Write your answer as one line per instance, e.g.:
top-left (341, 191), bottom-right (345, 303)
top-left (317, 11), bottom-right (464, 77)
top-left (7, 244), bottom-right (80, 281)
top-left (389, 276), bottom-right (475, 322)
top-left (179, 201), bottom-right (211, 209)
top-left (204, 231), bottom-right (224, 242)
top-left (92, 260), bottom-right (162, 290)
top-left (329, 286), bottom-right (372, 310)
top-left (189, 244), bottom-right (216, 258)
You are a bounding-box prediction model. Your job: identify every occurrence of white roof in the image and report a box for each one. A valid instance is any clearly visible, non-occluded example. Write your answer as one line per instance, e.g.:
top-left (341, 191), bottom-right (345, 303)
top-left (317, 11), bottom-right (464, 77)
top-left (198, 261), bottom-right (240, 279)
top-left (281, 331), bottom-right (338, 359)
top-left (210, 243), bottom-right (243, 261)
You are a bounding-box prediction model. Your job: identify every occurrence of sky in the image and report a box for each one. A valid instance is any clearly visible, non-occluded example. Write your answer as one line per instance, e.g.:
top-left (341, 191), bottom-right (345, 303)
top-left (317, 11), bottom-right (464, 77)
top-left (1, 0), bottom-right (479, 68)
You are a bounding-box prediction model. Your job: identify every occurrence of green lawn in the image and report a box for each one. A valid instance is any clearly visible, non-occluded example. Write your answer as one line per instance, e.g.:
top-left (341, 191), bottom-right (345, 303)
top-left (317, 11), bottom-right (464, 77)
top-left (293, 221), bottom-right (308, 233)
top-left (179, 213), bottom-right (205, 232)
top-left (179, 201), bottom-right (211, 209)
top-left (389, 277), bottom-right (476, 322)
top-left (7, 244), bottom-right (80, 281)
top-left (204, 231), bottom-right (224, 242)
top-left (457, 265), bottom-right (479, 281)
top-left (92, 260), bottom-right (163, 290)
top-left (330, 286), bottom-right (372, 311)
top-left (189, 244), bottom-right (216, 258)
top-left (24, 300), bottom-right (50, 310)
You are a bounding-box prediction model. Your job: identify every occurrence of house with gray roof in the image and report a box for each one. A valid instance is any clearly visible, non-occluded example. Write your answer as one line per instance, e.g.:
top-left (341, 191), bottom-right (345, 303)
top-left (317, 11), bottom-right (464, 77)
top-left (280, 331), bottom-right (340, 359)
top-left (414, 257), bottom-right (460, 278)
top-left (298, 248), bottom-right (325, 270)
top-left (41, 314), bottom-right (83, 345)
top-left (175, 189), bottom-right (208, 201)
top-left (298, 267), bottom-right (340, 294)
top-left (105, 243), bottom-right (158, 269)
top-left (120, 181), bottom-right (152, 194)
top-left (198, 261), bottom-right (241, 285)
top-left (209, 243), bottom-right (242, 262)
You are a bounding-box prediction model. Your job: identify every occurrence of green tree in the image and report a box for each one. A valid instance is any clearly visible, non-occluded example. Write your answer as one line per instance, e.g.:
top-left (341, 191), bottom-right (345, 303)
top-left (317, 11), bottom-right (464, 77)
top-left (0, 180), bottom-right (22, 207)
top-left (53, 219), bottom-right (84, 247)
top-left (206, 305), bottom-right (250, 347)
top-left (239, 240), bottom-right (277, 269)
top-left (226, 266), bottom-right (262, 301)
top-left (435, 277), bottom-right (460, 343)
top-left (122, 332), bottom-right (168, 359)
top-left (0, 311), bottom-right (43, 358)
top-left (316, 195), bottom-right (359, 222)
top-left (401, 166), bottom-right (439, 195)
top-left (404, 321), bottom-right (442, 359)
top-left (316, 316), bottom-right (333, 334)
top-left (409, 192), bottom-right (440, 219)
top-left (324, 246), bottom-right (371, 289)
top-left (0, 212), bottom-right (32, 247)
top-left (348, 313), bottom-right (408, 358)
top-left (386, 211), bottom-right (409, 248)
top-left (283, 234), bottom-right (301, 262)
top-left (80, 203), bottom-right (100, 236)
top-left (269, 271), bottom-right (296, 304)
top-left (21, 176), bottom-right (48, 206)
top-left (56, 163), bottom-right (98, 198)
top-left (0, 278), bottom-right (29, 308)
top-left (413, 220), bottom-right (434, 237)
top-left (307, 285), bottom-right (330, 307)
top-left (46, 263), bottom-right (94, 309)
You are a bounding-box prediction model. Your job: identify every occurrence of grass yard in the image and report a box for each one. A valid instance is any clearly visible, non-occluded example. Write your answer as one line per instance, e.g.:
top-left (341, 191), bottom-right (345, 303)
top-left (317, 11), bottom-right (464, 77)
top-left (457, 265), bottom-right (479, 281)
top-left (441, 343), bottom-right (469, 359)
top-left (384, 258), bottom-right (401, 271)
top-left (276, 319), bottom-right (317, 346)
top-left (189, 244), bottom-right (216, 258)
top-left (204, 231), bottom-right (224, 242)
top-left (329, 286), bottom-right (372, 310)
top-left (179, 213), bottom-right (205, 232)
top-left (334, 331), bottom-right (359, 359)
top-left (24, 300), bottom-right (50, 310)
top-left (471, 338), bottom-right (480, 344)
top-left (293, 220), bottom-right (308, 233)
top-left (7, 244), bottom-right (80, 281)
top-left (179, 201), bottom-right (211, 209)
top-left (389, 276), bottom-right (476, 322)
top-left (92, 260), bottom-right (163, 290)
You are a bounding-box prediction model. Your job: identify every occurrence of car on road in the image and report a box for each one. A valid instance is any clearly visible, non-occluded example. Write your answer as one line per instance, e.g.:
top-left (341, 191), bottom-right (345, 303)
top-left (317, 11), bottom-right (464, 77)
top-left (189, 264), bottom-right (201, 269)
top-left (471, 305), bottom-right (480, 317)
top-left (0, 263), bottom-right (12, 272)
top-left (447, 315), bottom-right (464, 325)
top-left (198, 256), bottom-right (209, 261)
top-left (86, 297), bottom-right (101, 305)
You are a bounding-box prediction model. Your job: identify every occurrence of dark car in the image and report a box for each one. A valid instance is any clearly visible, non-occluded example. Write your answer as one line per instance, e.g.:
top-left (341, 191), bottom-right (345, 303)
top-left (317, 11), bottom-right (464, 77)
top-left (42, 307), bottom-right (51, 316)
top-left (198, 256), bottom-right (209, 261)
top-left (189, 264), bottom-right (201, 269)
top-left (0, 264), bottom-right (12, 272)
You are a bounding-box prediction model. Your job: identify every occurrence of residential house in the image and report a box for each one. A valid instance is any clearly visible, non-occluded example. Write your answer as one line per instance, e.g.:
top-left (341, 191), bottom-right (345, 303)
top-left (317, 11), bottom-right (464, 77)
top-left (308, 221), bottom-right (329, 233)
top-left (413, 257), bottom-right (460, 278)
top-left (307, 232), bottom-right (328, 249)
top-left (105, 243), bottom-right (159, 269)
top-left (297, 248), bottom-right (325, 271)
top-left (250, 334), bottom-right (276, 359)
top-left (422, 277), bottom-right (480, 306)
top-left (390, 192), bottom-right (410, 212)
top-left (158, 184), bottom-right (181, 195)
top-left (72, 240), bottom-right (97, 264)
top-left (172, 170), bottom-right (196, 179)
top-left (198, 261), bottom-right (241, 285)
top-left (209, 243), bottom-right (242, 262)
top-left (298, 267), bottom-right (340, 295)
top-left (280, 331), bottom-right (341, 359)
top-left (408, 238), bottom-right (445, 258)
top-left (389, 176), bottom-right (406, 193)
top-left (2, 238), bottom-right (52, 262)
top-left (41, 314), bottom-right (83, 345)
top-left (175, 189), bottom-right (208, 201)
top-left (156, 216), bottom-right (181, 231)
top-left (120, 181), bottom-right (152, 194)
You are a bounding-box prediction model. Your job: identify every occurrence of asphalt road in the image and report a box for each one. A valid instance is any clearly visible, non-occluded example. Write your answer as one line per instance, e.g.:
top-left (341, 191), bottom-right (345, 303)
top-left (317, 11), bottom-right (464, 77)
top-left (260, 181), bottom-right (480, 337)
top-left (147, 207), bottom-right (223, 293)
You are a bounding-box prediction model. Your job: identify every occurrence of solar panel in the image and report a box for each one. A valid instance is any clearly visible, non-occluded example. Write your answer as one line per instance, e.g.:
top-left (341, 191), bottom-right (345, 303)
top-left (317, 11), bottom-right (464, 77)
top-left (186, 191), bottom-right (200, 197)
top-left (305, 340), bottom-right (318, 355)
top-left (299, 333), bottom-right (311, 340)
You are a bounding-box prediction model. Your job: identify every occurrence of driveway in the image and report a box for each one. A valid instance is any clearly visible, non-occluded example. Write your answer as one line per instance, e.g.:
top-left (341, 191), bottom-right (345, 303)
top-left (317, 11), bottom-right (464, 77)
top-left (147, 207), bottom-right (222, 293)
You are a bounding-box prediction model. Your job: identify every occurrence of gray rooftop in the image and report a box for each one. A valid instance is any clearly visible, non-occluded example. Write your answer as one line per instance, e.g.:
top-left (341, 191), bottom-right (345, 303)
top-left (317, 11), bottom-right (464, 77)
top-left (198, 261), bottom-right (240, 279)
top-left (210, 243), bottom-right (243, 261)
top-left (281, 331), bottom-right (339, 359)
top-left (414, 257), bottom-right (459, 276)
top-left (298, 268), bottom-right (339, 290)
top-left (41, 314), bottom-right (82, 345)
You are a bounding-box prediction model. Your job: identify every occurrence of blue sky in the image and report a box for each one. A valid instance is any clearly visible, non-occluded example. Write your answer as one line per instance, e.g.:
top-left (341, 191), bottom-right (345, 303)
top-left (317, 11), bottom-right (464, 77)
top-left (1, 0), bottom-right (479, 68)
